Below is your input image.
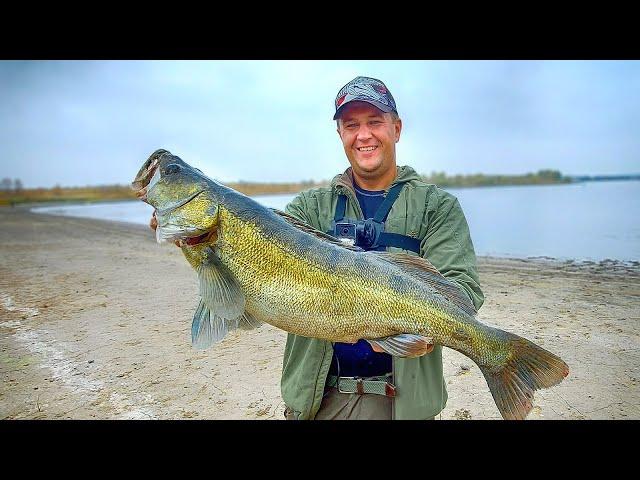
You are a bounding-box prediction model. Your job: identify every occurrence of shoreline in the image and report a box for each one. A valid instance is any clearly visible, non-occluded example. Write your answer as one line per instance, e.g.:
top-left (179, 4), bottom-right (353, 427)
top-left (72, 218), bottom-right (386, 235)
top-left (25, 204), bottom-right (640, 266)
top-left (1, 208), bottom-right (638, 420)
top-left (4, 176), bottom-right (640, 207)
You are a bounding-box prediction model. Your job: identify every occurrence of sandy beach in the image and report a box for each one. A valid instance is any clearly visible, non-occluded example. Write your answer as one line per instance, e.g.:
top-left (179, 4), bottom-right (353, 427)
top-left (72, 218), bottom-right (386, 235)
top-left (1, 207), bottom-right (639, 420)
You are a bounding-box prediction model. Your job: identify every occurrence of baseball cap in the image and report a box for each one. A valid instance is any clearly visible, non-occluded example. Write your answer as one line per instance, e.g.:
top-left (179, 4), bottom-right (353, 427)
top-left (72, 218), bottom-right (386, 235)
top-left (333, 76), bottom-right (398, 120)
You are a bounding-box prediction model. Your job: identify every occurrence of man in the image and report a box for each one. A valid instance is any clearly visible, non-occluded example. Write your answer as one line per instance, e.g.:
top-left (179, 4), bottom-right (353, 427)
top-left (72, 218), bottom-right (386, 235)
top-left (149, 76), bottom-right (483, 420)
top-left (280, 76), bottom-right (484, 420)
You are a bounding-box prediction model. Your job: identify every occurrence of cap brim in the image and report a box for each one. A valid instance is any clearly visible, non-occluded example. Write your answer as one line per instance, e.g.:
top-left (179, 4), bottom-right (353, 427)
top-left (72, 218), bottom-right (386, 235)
top-left (333, 99), bottom-right (395, 120)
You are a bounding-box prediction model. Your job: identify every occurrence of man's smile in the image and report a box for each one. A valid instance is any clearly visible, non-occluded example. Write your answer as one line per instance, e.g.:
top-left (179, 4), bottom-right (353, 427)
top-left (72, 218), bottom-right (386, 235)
top-left (357, 146), bottom-right (378, 152)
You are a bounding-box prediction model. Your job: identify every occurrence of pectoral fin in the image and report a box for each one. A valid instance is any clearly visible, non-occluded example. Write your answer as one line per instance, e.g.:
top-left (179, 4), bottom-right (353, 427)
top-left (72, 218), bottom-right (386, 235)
top-left (191, 300), bottom-right (262, 349)
top-left (191, 299), bottom-right (230, 349)
top-left (191, 248), bottom-right (262, 349)
top-left (238, 311), bottom-right (263, 330)
top-left (367, 334), bottom-right (434, 357)
top-left (197, 247), bottom-right (245, 320)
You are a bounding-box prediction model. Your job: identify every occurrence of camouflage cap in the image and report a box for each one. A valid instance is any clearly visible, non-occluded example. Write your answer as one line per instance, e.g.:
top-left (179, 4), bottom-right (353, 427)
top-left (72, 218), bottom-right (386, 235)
top-left (333, 76), bottom-right (398, 120)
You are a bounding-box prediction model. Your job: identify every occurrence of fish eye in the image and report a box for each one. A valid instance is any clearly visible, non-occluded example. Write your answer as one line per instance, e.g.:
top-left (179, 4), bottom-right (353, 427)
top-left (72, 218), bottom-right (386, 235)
top-left (164, 163), bottom-right (182, 175)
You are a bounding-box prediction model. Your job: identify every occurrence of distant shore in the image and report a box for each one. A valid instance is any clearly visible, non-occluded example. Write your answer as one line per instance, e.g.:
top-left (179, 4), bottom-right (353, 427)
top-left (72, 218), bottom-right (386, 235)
top-left (0, 181), bottom-right (325, 207)
top-left (5, 170), bottom-right (638, 207)
top-left (1, 208), bottom-right (639, 420)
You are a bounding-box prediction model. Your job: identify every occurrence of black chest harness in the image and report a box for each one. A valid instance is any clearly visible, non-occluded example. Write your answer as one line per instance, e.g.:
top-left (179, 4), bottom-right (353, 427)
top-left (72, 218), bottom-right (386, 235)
top-left (329, 182), bottom-right (421, 254)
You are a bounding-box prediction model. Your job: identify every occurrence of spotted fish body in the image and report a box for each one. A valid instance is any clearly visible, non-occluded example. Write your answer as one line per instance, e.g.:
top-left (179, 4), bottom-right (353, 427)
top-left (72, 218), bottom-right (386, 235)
top-left (132, 149), bottom-right (569, 420)
top-left (217, 203), bottom-right (470, 344)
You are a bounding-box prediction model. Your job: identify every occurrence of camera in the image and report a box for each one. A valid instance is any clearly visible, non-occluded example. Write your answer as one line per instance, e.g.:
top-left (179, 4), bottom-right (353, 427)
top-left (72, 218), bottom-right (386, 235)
top-left (335, 222), bottom-right (356, 240)
top-left (334, 219), bottom-right (382, 250)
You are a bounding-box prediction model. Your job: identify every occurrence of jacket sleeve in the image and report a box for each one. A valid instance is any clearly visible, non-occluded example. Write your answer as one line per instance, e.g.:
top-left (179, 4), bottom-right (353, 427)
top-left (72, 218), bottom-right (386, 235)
top-left (284, 191), bottom-right (315, 225)
top-left (422, 192), bottom-right (484, 311)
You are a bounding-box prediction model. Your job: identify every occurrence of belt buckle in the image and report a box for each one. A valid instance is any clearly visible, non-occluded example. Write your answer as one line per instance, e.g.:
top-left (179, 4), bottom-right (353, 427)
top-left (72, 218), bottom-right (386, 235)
top-left (337, 376), bottom-right (365, 395)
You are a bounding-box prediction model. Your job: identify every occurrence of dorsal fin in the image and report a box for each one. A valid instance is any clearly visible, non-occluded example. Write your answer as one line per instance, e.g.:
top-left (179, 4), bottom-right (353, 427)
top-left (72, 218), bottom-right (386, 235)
top-left (270, 208), bottom-right (364, 252)
top-left (371, 251), bottom-right (477, 317)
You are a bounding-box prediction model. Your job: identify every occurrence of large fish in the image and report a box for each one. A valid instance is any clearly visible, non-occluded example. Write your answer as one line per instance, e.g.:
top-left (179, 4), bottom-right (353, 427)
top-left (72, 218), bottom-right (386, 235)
top-left (132, 149), bottom-right (569, 420)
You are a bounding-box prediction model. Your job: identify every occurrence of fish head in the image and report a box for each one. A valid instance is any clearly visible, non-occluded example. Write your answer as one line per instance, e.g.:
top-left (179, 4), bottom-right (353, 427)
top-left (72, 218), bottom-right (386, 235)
top-left (132, 149), bottom-right (219, 245)
top-left (131, 149), bottom-right (170, 193)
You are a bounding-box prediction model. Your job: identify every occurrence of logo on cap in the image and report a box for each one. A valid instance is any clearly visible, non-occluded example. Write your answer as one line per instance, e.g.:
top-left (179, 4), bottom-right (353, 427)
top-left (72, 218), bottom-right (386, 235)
top-left (373, 84), bottom-right (387, 94)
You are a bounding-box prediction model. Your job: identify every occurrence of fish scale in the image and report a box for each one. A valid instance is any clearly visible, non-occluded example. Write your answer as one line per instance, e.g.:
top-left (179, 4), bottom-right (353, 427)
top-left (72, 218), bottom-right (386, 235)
top-left (216, 204), bottom-right (470, 344)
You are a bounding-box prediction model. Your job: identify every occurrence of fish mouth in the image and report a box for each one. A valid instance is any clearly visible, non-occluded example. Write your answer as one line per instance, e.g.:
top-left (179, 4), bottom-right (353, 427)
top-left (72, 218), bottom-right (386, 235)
top-left (131, 149), bottom-right (169, 195)
top-left (135, 164), bottom-right (161, 203)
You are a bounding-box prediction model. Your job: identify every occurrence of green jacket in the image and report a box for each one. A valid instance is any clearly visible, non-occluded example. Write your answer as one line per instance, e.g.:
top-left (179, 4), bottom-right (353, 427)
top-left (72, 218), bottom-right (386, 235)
top-left (281, 165), bottom-right (484, 419)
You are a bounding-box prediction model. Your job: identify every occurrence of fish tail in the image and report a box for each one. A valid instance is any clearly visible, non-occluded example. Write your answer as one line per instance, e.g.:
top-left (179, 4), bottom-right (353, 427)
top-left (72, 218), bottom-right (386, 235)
top-left (479, 334), bottom-right (569, 420)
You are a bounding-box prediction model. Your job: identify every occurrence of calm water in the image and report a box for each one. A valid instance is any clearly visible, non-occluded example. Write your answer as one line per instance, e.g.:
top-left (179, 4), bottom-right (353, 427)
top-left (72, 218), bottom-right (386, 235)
top-left (32, 181), bottom-right (640, 262)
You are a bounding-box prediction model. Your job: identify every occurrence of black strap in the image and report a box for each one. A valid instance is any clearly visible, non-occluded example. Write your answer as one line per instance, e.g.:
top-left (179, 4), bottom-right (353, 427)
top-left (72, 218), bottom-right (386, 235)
top-left (334, 182), bottom-right (405, 224)
top-left (331, 182), bottom-right (421, 254)
top-left (373, 182), bottom-right (405, 223)
top-left (374, 183), bottom-right (420, 251)
top-left (377, 232), bottom-right (421, 253)
top-left (334, 193), bottom-right (347, 222)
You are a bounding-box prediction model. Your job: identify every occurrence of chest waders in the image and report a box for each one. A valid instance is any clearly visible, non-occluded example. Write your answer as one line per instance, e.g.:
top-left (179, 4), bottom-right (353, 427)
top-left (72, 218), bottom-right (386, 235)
top-left (329, 182), bottom-right (421, 254)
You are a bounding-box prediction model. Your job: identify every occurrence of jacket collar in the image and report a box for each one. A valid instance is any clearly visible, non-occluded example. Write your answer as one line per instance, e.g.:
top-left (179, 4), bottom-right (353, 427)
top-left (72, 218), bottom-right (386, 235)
top-left (331, 165), bottom-right (422, 196)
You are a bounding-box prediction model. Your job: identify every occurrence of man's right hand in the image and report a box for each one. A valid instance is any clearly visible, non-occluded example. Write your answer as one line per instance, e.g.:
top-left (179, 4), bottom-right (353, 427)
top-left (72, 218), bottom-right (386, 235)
top-left (149, 211), bottom-right (158, 231)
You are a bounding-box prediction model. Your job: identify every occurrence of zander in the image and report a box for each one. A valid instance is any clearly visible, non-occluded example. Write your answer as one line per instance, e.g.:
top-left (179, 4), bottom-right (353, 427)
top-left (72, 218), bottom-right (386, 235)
top-left (132, 149), bottom-right (569, 420)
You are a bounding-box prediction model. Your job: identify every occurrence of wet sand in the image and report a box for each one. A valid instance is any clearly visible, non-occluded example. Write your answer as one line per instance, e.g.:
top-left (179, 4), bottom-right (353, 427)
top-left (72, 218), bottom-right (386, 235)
top-left (1, 207), bottom-right (639, 420)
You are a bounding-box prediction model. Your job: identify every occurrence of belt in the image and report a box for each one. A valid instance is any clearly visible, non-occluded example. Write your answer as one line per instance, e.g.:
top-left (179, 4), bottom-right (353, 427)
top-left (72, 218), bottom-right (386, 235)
top-left (326, 374), bottom-right (396, 398)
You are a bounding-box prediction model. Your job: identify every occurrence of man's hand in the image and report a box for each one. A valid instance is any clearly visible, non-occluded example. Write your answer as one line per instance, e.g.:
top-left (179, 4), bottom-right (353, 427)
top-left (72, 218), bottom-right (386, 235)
top-left (149, 212), bottom-right (182, 247)
top-left (149, 211), bottom-right (158, 231)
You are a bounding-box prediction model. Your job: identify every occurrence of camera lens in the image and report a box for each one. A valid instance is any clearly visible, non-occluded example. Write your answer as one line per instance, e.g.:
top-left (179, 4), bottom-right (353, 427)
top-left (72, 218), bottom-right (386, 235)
top-left (342, 228), bottom-right (349, 235)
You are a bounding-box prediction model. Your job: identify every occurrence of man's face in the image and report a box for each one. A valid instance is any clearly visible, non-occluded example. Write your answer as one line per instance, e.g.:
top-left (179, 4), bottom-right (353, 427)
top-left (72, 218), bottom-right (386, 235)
top-left (336, 102), bottom-right (402, 182)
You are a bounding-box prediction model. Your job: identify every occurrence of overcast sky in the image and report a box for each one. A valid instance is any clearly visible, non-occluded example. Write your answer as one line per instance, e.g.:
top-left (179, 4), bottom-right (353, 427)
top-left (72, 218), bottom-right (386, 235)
top-left (1, 60), bottom-right (638, 188)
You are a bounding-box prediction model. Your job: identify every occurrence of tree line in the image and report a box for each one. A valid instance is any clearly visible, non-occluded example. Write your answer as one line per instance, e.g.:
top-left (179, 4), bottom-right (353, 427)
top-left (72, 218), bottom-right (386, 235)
top-left (0, 178), bottom-right (23, 191)
top-left (0, 170), bottom-right (572, 206)
top-left (421, 169), bottom-right (570, 188)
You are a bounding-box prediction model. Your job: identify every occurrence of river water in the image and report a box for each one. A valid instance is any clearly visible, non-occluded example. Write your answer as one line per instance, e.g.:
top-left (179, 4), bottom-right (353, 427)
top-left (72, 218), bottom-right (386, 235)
top-left (32, 180), bottom-right (640, 262)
